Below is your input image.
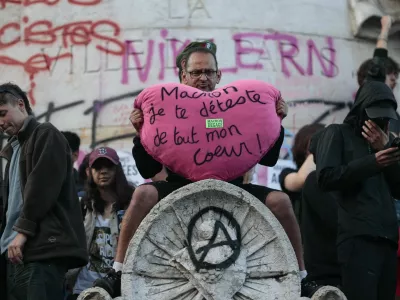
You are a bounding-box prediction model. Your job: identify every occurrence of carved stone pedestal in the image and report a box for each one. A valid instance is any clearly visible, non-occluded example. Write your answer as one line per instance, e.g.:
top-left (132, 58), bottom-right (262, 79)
top-left (79, 179), bottom-right (347, 300)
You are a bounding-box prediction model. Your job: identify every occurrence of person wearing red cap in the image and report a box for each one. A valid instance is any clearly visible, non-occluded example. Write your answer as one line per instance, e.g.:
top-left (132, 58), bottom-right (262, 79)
top-left (65, 147), bottom-right (134, 300)
top-left (88, 147), bottom-right (120, 168)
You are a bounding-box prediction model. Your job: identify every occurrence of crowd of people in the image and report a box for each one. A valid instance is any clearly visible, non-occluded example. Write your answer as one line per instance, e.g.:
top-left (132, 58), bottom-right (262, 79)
top-left (0, 15), bottom-right (399, 300)
top-left (278, 16), bottom-right (400, 300)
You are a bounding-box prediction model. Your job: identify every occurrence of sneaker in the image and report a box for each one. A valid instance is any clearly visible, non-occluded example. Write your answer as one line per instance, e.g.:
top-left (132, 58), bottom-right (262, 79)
top-left (93, 269), bottom-right (122, 297)
top-left (301, 278), bottom-right (322, 298)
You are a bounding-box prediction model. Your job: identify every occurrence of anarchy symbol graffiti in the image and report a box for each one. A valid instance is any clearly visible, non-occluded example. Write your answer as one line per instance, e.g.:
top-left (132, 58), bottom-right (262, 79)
top-left (187, 206), bottom-right (242, 272)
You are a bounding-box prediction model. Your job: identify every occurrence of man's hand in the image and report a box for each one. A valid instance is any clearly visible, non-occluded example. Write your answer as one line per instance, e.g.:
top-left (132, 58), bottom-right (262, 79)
top-left (362, 120), bottom-right (389, 151)
top-left (375, 147), bottom-right (400, 168)
top-left (8, 233), bottom-right (27, 264)
top-left (129, 109), bottom-right (144, 135)
top-left (276, 97), bottom-right (288, 120)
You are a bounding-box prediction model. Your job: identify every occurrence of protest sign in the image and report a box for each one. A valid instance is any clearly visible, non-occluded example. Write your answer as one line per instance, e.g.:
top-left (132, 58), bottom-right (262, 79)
top-left (117, 150), bottom-right (145, 187)
top-left (250, 159), bottom-right (296, 190)
top-left (134, 79), bottom-right (282, 182)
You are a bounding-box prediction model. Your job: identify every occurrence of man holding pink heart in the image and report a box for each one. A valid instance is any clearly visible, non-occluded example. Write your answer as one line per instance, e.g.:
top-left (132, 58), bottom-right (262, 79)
top-left (94, 40), bottom-right (306, 297)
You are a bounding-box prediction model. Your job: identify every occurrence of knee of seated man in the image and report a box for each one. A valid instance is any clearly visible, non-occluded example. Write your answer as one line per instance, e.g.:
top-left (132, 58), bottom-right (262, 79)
top-left (131, 185), bottom-right (159, 209)
top-left (265, 191), bottom-right (293, 216)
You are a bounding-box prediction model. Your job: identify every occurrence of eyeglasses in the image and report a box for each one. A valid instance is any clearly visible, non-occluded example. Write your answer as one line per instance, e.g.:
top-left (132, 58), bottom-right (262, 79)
top-left (186, 69), bottom-right (218, 79)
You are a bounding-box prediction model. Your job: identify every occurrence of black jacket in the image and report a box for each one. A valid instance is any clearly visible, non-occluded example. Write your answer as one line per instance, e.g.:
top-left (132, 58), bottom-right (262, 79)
top-left (302, 171), bottom-right (340, 282)
top-left (132, 126), bottom-right (285, 181)
top-left (0, 117), bottom-right (88, 267)
top-left (312, 80), bottom-right (400, 245)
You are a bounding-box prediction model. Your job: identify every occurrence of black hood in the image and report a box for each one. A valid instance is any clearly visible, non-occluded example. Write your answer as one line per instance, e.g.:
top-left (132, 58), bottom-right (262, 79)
top-left (343, 81), bottom-right (397, 131)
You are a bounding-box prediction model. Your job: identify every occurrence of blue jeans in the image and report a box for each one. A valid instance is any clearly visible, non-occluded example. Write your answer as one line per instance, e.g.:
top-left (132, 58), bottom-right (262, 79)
top-left (7, 260), bottom-right (66, 300)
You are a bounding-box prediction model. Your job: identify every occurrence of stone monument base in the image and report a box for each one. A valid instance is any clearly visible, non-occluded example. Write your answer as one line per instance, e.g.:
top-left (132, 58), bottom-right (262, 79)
top-left (79, 179), bottom-right (347, 300)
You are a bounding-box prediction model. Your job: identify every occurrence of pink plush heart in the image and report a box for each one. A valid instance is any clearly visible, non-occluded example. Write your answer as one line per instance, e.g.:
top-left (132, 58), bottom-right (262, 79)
top-left (134, 79), bottom-right (282, 182)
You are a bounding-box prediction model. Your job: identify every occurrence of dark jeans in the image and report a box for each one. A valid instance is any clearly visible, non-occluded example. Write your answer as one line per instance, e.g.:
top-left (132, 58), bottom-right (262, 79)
top-left (338, 236), bottom-right (397, 300)
top-left (7, 260), bottom-right (66, 300)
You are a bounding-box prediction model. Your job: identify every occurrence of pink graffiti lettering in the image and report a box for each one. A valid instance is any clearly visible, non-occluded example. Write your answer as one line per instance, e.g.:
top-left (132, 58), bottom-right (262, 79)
top-left (277, 33), bottom-right (306, 76)
top-left (121, 30), bottom-right (338, 85)
top-left (121, 30), bottom-right (192, 84)
top-left (122, 40), bottom-right (154, 83)
top-left (0, 0), bottom-right (101, 9)
top-left (234, 32), bottom-right (337, 78)
top-left (307, 38), bottom-right (336, 77)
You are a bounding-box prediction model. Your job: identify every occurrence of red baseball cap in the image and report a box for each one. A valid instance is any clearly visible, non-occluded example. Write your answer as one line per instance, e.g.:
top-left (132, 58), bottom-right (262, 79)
top-left (89, 147), bottom-right (120, 167)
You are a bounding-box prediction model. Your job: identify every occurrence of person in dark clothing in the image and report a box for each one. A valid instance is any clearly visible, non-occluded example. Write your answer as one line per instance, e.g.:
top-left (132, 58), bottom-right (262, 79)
top-left (279, 123), bottom-right (325, 224)
top-left (356, 16), bottom-right (400, 299)
top-left (301, 171), bottom-right (341, 293)
top-left (313, 71), bottom-right (400, 300)
top-left (77, 154), bottom-right (90, 199)
top-left (357, 48), bottom-right (398, 90)
top-left (62, 131), bottom-right (84, 194)
top-left (94, 41), bottom-right (306, 297)
top-left (357, 16), bottom-right (399, 137)
top-left (300, 130), bottom-right (341, 297)
top-left (0, 83), bottom-right (88, 300)
top-left (61, 131), bottom-right (81, 164)
top-left (0, 178), bottom-right (3, 228)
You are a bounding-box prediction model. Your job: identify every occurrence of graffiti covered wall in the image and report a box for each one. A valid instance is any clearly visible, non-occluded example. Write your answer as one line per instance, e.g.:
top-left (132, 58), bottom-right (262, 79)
top-left (1, 0), bottom-right (399, 186)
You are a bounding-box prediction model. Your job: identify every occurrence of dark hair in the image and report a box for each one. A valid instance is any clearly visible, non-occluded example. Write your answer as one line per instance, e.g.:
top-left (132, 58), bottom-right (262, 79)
top-left (357, 57), bottom-right (399, 86)
top-left (0, 82), bottom-right (33, 115)
top-left (292, 123), bottom-right (325, 168)
top-left (179, 48), bottom-right (218, 82)
top-left (61, 131), bottom-right (81, 152)
top-left (78, 154), bottom-right (90, 186)
top-left (84, 161), bottom-right (133, 214)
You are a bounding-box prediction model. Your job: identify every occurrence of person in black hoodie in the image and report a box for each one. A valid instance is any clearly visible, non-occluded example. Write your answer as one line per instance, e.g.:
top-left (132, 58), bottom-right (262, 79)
top-left (356, 16), bottom-right (400, 300)
top-left (313, 72), bottom-right (400, 299)
top-left (300, 129), bottom-right (341, 297)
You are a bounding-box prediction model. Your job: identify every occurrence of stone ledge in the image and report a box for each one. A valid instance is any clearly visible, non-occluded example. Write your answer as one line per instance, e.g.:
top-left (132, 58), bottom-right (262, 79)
top-left (348, 0), bottom-right (400, 39)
